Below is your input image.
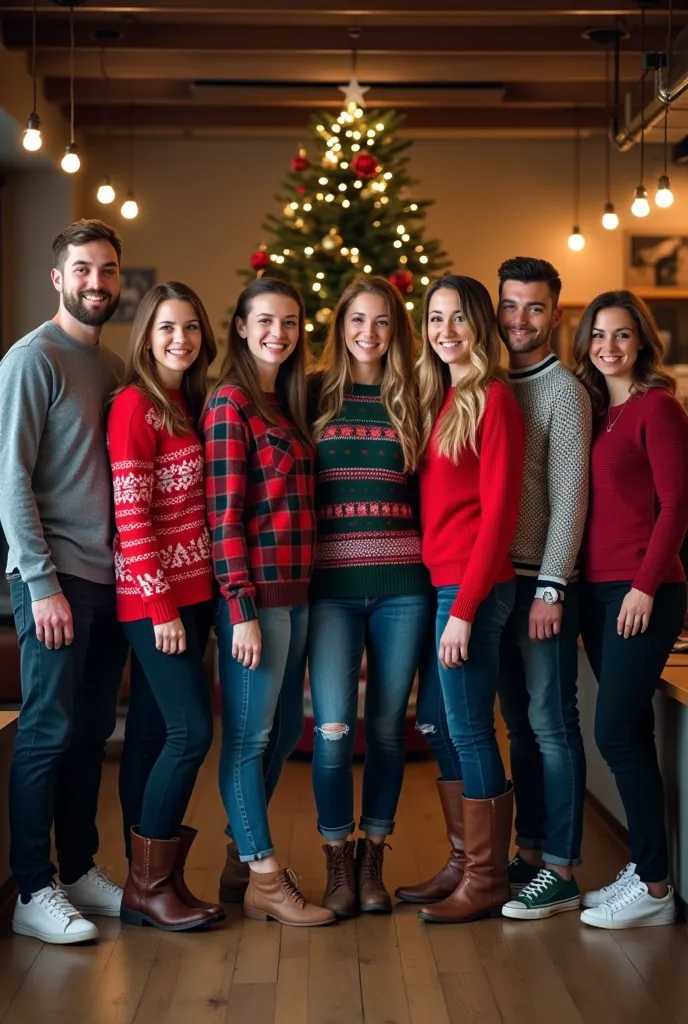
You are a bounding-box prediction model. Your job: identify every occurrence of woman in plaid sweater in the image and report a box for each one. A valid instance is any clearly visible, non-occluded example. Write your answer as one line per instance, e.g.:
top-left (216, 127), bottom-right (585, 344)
top-left (204, 279), bottom-right (334, 928)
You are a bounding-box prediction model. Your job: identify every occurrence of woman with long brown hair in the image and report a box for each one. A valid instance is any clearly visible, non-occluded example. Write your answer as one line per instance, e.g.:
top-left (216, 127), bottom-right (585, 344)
top-left (573, 290), bottom-right (688, 929)
top-left (204, 277), bottom-right (334, 928)
top-left (108, 281), bottom-right (224, 931)
top-left (308, 276), bottom-right (432, 919)
top-left (402, 274), bottom-right (524, 925)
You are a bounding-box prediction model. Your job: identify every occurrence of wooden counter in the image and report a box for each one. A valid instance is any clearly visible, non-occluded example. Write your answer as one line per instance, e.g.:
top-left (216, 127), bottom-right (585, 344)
top-left (661, 652), bottom-right (688, 707)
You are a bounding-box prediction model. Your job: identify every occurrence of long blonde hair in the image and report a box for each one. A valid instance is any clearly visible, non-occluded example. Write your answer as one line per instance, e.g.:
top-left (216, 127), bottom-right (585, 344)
top-left (418, 275), bottom-right (503, 461)
top-left (573, 289), bottom-right (676, 417)
top-left (115, 281), bottom-right (217, 435)
top-left (311, 276), bottom-right (420, 472)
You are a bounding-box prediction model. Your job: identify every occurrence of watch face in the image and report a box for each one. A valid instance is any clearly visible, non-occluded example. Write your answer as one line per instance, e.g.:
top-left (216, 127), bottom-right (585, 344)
top-left (542, 588), bottom-right (557, 605)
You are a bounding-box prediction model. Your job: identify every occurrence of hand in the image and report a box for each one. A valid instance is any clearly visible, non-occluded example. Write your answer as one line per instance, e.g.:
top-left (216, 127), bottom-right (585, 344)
top-left (154, 618), bottom-right (186, 655)
top-left (528, 599), bottom-right (563, 641)
top-left (617, 588), bottom-right (654, 638)
top-left (232, 619), bottom-right (262, 670)
top-left (32, 593), bottom-right (73, 650)
top-left (439, 615), bottom-right (471, 669)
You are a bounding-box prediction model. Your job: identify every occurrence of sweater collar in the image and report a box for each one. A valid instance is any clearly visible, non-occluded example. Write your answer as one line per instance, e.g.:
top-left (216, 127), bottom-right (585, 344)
top-left (508, 353), bottom-right (559, 382)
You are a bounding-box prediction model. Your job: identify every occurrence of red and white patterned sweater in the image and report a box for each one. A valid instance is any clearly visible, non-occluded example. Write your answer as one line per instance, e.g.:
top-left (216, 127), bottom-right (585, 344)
top-left (107, 385), bottom-right (214, 624)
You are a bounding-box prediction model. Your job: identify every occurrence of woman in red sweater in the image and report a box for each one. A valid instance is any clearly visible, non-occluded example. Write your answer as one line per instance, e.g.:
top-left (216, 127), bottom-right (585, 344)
top-left (414, 275), bottom-right (525, 924)
top-left (573, 290), bottom-right (688, 930)
top-left (108, 282), bottom-right (223, 931)
top-left (204, 279), bottom-right (334, 928)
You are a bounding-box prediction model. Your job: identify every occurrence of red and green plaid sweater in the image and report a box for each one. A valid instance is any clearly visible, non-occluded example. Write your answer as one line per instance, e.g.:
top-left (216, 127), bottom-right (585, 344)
top-left (204, 384), bottom-right (316, 624)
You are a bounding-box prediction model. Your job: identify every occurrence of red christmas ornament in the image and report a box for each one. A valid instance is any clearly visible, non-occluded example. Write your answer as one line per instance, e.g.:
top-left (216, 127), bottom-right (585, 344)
top-left (250, 250), bottom-right (272, 272)
top-left (296, 185), bottom-right (307, 195)
top-left (350, 152), bottom-right (379, 180)
top-left (291, 149), bottom-right (309, 173)
top-left (389, 270), bottom-right (413, 294)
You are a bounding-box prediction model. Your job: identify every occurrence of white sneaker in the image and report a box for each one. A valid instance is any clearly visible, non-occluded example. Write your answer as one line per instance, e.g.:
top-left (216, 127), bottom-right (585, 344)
top-left (60, 867), bottom-right (123, 917)
top-left (581, 877), bottom-right (676, 930)
top-left (12, 886), bottom-right (99, 944)
top-left (581, 862), bottom-right (637, 908)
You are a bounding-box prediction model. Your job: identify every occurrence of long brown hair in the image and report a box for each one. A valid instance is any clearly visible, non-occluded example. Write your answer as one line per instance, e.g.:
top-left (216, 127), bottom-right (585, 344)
top-left (214, 277), bottom-right (310, 445)
top-left (116, 281), bottom-right (217, 435)
top-left (573, 289), bottom-right (676, 417)
top-left (418, 275), bottom-right (503, 461)
top-left (311, 276), bottom-right (421, 472)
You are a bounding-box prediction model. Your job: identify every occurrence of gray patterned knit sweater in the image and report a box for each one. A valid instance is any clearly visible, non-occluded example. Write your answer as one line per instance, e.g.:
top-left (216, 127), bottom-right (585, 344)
top-left (508, 353), bottom-right (592, 591)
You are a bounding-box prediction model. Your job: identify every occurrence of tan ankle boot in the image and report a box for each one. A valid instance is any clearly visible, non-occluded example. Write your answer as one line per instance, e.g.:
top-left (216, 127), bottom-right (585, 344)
top-left (357, 838), bottom-right (392, 914)
top-left (395, 781), bottom-right (465, 904)
top-left (174, 826), bottom-right (226, 923)
top-left (244, 868), bottom-right (336, 927)
top-left (218, 841), bottom-right (250, 904)
top-left (322, 841), bottom-right (358, 919)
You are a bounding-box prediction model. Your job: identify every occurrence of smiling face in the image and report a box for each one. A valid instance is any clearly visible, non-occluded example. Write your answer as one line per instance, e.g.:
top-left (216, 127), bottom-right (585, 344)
top-left (498, 279), bottom-right (561, 359)
top-left (236, 294), bottom-right (300, 384)
top-left (147, 298), bottom-right (203, 388)
top-left (52, 239), bottom-right (121, 327)
top-left (343, 290), bottom-right (391, 380)
top-left (426, 287), bottom-right (473, 377)
top-left (588, 306), bottom-right (641, 384)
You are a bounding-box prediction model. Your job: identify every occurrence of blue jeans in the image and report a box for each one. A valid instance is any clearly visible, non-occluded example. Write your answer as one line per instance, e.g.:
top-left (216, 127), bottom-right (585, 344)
top-left (217, 601), bottom-right (307, 862)
top-left (308, 594), bottom-right (432, 839)
top-left (418, 583), bottom-right (514, 800)
top-left (498, 578), bottom-right (586, 867)
top-left (8, 573), bottom-right (128, 893)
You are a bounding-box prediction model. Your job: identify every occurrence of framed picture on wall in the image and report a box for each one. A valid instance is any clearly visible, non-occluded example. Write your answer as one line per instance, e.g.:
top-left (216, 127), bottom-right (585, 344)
top-left (111, 268), bottom-right (156, 323)
top-left (625, 234), bottom-right (688, 295)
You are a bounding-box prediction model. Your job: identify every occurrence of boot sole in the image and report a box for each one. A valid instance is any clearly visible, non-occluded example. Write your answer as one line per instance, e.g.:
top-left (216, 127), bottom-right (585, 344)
top-left (243, 907), bottom-right (336, 927)
top-left (120, 906), bottom-right (213, 931)
top-left (359, 903), bottom-right (392, 915)
top-left (12, 922), bottom-right (98, 944)
top-left (580, 909), bottom-right (677, 929)
top-left (394, 892), bottom-right (446, 905)
top-left (418, 905), bottom-right (505, 924)
top-left (502, 897), bottom-right (581, 920)
top-left (218, 887), bottom-right (248, 904)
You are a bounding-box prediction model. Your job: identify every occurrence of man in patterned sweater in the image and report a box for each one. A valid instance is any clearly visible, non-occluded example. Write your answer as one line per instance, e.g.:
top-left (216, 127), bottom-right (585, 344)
top-left (495, 257), bottom-right (592, 920)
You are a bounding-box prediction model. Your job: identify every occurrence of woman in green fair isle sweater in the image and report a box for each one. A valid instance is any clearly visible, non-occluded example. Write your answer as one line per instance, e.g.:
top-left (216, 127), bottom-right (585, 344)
top-left (308, 276), bottom-right (432, 919)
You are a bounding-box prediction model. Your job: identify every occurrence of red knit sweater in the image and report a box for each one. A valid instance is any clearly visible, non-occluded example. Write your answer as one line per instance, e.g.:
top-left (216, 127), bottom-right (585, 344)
top-left (583, 388), bottom-right (688, 594)
top-left (419, 379), bottom-right (525, 622)
top-left (108, 386), bottom-right (213, 624)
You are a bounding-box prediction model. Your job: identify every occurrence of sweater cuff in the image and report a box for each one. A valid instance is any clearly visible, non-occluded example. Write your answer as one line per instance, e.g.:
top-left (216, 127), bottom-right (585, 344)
top-left (147, 595), bottom-right (180, 626)
top-left (449, 590), bottom-right (478, 624)
top-left (229, 595), bottom-right (258, 625)
top-left (630, 573), bottom-right (657, 599)
top-left (27, 573), bottom-right (62, 602)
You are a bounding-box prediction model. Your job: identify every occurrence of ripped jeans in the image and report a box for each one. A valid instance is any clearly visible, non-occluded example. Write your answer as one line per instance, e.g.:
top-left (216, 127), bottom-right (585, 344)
top-left (308, 594), bottom-right (432, 840)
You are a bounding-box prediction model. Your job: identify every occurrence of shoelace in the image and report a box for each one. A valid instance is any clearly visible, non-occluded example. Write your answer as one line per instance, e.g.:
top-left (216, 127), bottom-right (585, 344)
top-left (35, 888), bottom-right (80, 921)
top-left (327, 847), bottom-right (352, 891)
top-left (597, 863), bottom-right (636, 898)
top-left (519, 869), bottom-right (558, 899)
top-left (603, 878), bottom-right (646, 913)
top-left (360, 843), bottom-right (390, 886)
top-left (278, 869), bottom-right (306, 908)
top-left (87, 867), bottom-right (121, 895)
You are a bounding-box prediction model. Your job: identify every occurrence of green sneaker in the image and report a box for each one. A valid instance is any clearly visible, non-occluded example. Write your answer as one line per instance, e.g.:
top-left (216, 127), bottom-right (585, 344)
top-left (502, 868), bottom-right (581, 920)
top-left (507, 854), bottom-right (541, 896)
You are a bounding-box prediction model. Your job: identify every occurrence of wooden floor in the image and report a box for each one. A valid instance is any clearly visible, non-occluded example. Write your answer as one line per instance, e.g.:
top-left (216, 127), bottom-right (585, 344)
top-left (0, 733), bottom-right (687, 1024)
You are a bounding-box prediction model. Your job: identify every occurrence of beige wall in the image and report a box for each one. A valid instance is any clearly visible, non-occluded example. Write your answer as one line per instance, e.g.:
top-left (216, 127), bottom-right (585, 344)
top-left (74, 134), bottom-right (688, 360)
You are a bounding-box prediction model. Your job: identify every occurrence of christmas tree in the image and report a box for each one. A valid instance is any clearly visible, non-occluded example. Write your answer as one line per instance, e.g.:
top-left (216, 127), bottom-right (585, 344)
top-left (241, 82), bottom-right (450, 349)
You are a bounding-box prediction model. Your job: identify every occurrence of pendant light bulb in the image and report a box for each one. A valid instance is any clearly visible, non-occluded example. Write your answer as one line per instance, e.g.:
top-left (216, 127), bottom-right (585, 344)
top-left (601, 202), bottom-right (619, 231)
top-left (61, 143), bottom-right (80, 174)
top-left (655, 174), bottom-right (674, 209)
top-left (121, 193), bottom-right (139, 220)
top-left (631, 185), bottom-right (650, 218)
top-left (97, 176), bottom-right (116, 204)
top-left (567, 226), bottom-right (585, 252)
top-left (22, 113), bottom-right (42, 152)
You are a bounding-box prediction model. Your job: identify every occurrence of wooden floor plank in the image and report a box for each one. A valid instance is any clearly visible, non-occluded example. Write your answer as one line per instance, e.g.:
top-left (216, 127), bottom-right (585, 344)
top-left (273, 957), bottom-right (309, 1024)
top-left (232, 919), bottom-right (281, 986)
top-left (308, 922), bottom-right (363, 1024)
top-left (225, 982), bottom-right (276, 1024)
top-left (393, 909), bottom-right (452, 1024)
top-left (439, 972), bottom-right (504, 1024)
top-left (356, 913), bottom-right (412, 1024)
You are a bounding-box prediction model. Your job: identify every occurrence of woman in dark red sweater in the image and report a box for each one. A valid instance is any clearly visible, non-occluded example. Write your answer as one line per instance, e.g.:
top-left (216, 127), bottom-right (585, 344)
top-left (109, 282), bottom-right (223, 931)
top-left (204, 279), bottom-right (334, 928)
top-left (414, 275), bottom-right (525, 924)
top-left (573, 290), bottom-right (688, 930)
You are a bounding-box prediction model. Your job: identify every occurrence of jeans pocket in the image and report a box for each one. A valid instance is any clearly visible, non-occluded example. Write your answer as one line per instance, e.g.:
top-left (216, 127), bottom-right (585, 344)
top-left (494, 582), bottom-right (515, 618)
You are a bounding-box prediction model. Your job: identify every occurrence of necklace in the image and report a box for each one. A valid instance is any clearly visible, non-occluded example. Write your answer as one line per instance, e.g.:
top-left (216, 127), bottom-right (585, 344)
top-left (606, 398), bottom-right (630, 433)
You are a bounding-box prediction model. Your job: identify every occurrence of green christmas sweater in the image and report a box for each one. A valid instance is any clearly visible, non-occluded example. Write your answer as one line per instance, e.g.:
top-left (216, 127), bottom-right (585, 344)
top-left (310, 382), bottom-right (430, 599)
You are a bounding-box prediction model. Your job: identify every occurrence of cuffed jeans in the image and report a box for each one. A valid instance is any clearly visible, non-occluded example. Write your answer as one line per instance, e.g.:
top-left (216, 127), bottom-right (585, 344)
top-left (308, 593), bottom-right (432, 839)
top-left (8, 573), bottom-right (128, 893)
top-left (497, 577), bottom-right (586, 867)
top-left (581, 580), bottom-right (686, 883)
top-left (217, 602), bottom-right (307, 862)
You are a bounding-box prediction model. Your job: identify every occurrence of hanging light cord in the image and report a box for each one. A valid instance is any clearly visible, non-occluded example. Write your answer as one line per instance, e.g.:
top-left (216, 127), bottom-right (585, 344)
top-left (129, 99), bottom-right (135, 192)
top-left (574, 122), bottom-right (580, 226)
top-left (31, 0), bottom-right (37, 114)
top-left (100, 46), bottom-right (109, 139)
top-left (69, 5), bottom-right (75, 145)
top-left (639, 5), bottom-right (647, 186)
top-left (664, 0), bottom-right (674, 174)
top-left (605, 47), bottom-right (612, 203)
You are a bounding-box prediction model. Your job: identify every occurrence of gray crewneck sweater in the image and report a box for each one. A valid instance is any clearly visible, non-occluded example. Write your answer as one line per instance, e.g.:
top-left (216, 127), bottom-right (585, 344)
top-left (508, 353), bottom-right (592, 590)
top-left (0, 321), bottom-right (123, 600)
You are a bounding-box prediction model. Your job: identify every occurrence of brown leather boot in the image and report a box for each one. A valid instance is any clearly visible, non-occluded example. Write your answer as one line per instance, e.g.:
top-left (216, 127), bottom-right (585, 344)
top-left (322, 841), bottom-right (358, 919)
top-left (121, 828), bottom-right (214, 931)
top-left (218, 841), bottom-right (250, 904)
top-left (173, 826), bottom-right (226, 923)
top-left (395, 781), bottom-right (465, 904)
top-left (356, 838), bottom-right (392, 914)
top-left (419, 785), bottom-right (513, 924)
top-left (243, 868), bottom-right (336, 927)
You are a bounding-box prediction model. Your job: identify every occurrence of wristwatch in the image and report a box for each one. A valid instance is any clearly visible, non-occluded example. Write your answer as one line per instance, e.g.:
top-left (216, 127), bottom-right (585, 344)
top-left (534, 586), bottom-right (564, 605)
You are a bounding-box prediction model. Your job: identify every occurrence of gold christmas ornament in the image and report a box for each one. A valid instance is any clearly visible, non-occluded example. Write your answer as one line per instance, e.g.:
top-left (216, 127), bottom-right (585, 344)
top-left (321, 228), bottom-right (343, 251)
top-left (315, 307), bottom-right (332, 324)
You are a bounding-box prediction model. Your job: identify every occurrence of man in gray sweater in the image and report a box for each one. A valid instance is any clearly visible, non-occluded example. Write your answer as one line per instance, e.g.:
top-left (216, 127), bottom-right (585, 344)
top-left (495, 257), bottom-right (592, 921)
top-left (0, 219), bottom-right (128, 944)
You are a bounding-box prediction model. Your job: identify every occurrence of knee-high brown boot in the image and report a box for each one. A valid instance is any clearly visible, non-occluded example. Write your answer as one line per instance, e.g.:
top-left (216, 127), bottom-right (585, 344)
top-left (173, 826), bottom-right (226, 923)
top-left (419, 784), bottom-right (513, 924)
top-left (121, 828), bottom-right (216, 931)
top-left (395, 781), bottom-right (465, 904)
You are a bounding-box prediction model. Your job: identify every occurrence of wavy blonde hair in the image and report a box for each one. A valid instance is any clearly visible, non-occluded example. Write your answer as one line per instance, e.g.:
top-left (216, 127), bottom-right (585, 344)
top-left (418, 275), bottom-right (504, 461)
top-left (573, 289), bottom-right (676, 417)
top-left (311, 276), bottom-right (421, 472)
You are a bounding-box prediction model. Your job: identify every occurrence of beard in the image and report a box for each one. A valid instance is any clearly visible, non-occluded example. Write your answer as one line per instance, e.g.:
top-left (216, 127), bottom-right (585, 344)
top-left (498, 321), bottom-right (553, 354)
top-left (62, 288), bottom-right (120, 327)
